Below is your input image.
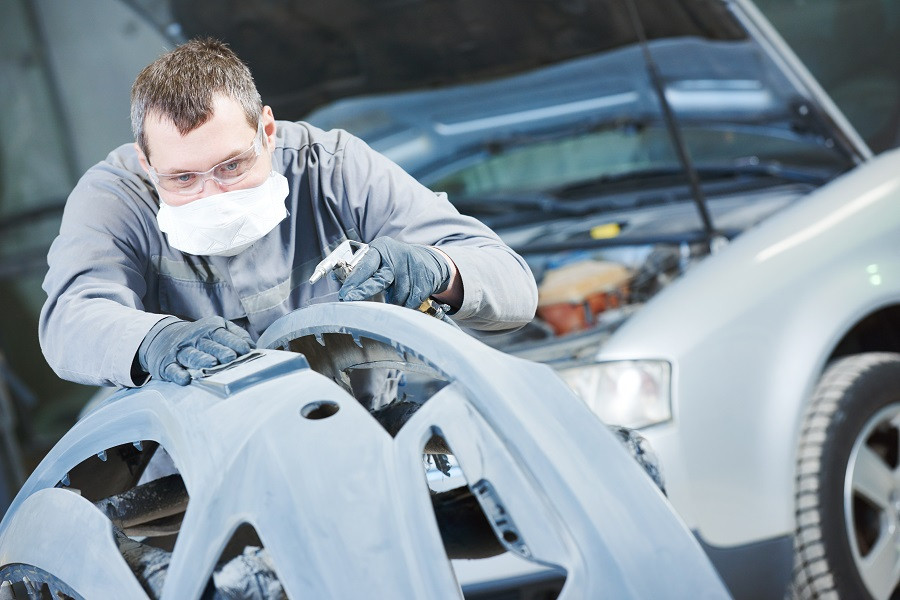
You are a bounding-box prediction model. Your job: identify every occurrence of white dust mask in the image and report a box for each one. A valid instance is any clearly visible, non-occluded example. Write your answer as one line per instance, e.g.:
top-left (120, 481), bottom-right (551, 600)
top-left (157, 172), bottom-right (289, 257)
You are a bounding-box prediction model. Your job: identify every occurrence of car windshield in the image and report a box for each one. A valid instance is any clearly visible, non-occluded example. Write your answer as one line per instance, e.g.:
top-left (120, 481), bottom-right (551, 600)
top-left (423, 121), bottom-right (849, 206)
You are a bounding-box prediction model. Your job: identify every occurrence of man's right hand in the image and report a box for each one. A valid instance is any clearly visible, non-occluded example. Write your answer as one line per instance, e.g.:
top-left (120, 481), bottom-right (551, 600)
top-left (138, 316), bottom-right (254, 385)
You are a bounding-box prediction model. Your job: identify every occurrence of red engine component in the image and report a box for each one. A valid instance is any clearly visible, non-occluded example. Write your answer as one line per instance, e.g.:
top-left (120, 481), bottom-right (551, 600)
top-left (536, 260), bottom-right (630, 336)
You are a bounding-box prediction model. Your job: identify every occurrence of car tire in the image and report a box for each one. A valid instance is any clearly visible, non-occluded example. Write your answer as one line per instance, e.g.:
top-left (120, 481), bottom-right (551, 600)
top-left (793, 352), bottom-right (900, 600)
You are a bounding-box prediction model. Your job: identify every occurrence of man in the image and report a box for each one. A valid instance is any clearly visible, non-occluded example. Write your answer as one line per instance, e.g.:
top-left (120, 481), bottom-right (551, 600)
top-left (39, 38), bottom-right (537, 388)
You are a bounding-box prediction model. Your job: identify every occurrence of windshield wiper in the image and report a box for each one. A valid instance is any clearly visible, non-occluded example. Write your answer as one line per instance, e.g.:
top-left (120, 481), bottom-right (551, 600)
top-left (558, 161), bottom-right (836, 196)
top-left (451, 160), bottom-right (831, 220)
top-left (451, 192), bottom-right (577, 215)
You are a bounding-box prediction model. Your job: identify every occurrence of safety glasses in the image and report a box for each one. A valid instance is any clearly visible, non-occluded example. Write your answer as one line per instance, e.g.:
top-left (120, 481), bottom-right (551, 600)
top-left (148, 119), bottom-right (265, 196)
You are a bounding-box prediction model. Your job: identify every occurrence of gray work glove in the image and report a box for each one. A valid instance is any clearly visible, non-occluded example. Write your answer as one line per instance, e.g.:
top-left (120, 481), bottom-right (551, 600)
top-left (138, 316), bottom-right (254, 386)
top-left (338, 237), bottom-right (451, 309)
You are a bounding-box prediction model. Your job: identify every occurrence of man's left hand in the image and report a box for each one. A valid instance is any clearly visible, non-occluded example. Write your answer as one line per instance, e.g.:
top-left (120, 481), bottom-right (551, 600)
top-left (338, 237), bottom-right (451, 309)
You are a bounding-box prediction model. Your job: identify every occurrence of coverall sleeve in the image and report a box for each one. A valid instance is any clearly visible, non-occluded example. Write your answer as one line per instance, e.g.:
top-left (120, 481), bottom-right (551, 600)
top-left (39, 164), bottom-right (168, 387)
top-left (338, 136), bottom-right (538, 331)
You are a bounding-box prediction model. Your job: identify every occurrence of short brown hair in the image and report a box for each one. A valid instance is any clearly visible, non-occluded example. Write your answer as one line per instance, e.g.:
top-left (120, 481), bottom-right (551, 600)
top-left (130, 38), bottom-right (262, 159)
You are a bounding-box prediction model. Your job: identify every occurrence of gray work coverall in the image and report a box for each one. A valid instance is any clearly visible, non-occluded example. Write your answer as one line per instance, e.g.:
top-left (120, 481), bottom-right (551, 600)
top-left (39, 121), bottom-right (538, 388)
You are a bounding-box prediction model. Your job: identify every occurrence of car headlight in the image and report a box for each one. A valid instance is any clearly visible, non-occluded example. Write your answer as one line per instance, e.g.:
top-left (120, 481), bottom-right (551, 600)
top-left (557, 360), bottom-right (672, 429)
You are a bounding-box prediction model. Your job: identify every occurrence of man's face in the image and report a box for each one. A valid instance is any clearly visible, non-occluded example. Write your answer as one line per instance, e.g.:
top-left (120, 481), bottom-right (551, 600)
top-left (139, 95), bottom-right (276, 207)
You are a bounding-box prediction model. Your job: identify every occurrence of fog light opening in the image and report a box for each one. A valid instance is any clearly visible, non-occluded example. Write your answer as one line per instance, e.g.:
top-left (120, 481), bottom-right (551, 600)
top-left (423, 431), bottom-right (567, 599)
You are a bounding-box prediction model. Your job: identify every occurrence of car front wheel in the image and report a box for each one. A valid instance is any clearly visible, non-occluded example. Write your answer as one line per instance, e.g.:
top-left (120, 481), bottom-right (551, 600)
top-left (794, 352), bottom-right (900, 600)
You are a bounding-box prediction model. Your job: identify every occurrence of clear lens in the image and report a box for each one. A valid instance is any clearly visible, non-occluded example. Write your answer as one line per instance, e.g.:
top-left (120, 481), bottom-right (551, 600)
top-left (557, 360), bottom-right (672, 429)
top-left (213, 154), bottom-right (256, 179)
top-left (150, 120), bottom-right (263, 195)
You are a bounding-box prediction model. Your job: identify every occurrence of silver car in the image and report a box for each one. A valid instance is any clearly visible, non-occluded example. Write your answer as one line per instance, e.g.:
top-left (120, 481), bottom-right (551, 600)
top-left (593, 144), bottom-right (900, 599)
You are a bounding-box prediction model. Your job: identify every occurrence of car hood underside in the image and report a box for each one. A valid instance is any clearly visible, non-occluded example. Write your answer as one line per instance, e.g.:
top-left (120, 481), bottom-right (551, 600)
top-left (170, 0), bottom-right (746, 119)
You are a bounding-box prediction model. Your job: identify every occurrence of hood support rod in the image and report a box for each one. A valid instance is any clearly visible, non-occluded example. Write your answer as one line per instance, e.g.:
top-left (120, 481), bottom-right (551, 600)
top-left (623, 0), bottom-right (721, 252)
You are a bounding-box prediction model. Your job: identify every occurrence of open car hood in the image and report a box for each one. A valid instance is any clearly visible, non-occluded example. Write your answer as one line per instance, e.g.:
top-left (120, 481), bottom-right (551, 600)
top-left (170, 0), bottom-right (746, 119)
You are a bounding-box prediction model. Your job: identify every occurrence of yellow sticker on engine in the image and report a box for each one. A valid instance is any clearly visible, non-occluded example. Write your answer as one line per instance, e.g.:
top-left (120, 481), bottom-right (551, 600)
top-left (590, 223), bottom-right (621, 239)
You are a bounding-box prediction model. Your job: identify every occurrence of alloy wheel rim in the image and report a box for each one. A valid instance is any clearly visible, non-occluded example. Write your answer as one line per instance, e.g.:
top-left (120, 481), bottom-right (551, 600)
top-left (844, 403), bottom-right (900, 600)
